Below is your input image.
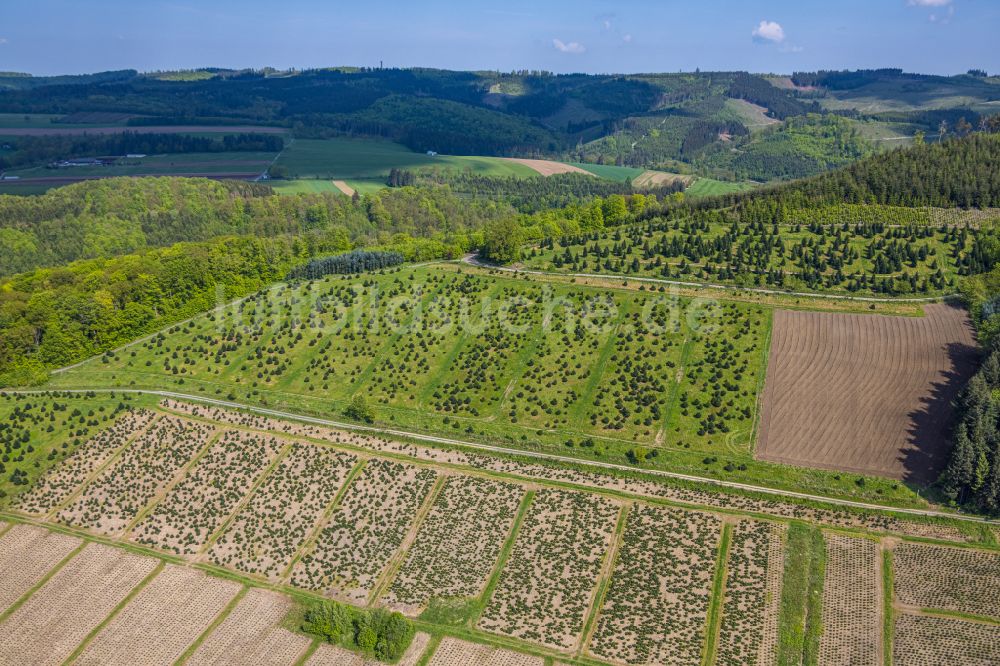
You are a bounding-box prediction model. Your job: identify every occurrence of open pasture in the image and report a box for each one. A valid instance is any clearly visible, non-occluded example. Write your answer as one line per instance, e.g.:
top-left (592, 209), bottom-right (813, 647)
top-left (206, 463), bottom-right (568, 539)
top-left (758, 303), bottom-right (977, 483)
top-left (275, 138), bottom-right (536, 181)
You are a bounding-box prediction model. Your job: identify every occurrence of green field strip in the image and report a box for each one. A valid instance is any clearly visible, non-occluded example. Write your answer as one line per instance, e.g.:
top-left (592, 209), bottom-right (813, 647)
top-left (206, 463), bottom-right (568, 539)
top-left (658, 335), bottom-right (695, 448)
top-left (701, 521), bottom-right (734, 666)
top-left (42, 413), bottom-right (164, 521)
top-left (174, 585), bottom-right (249, 666)
top-left (122, 427), bottom-right (224, 536)
top-left (566, 304), bottom-right (629, 427)
top-left (748, 311), bottom-right (775, 456)
top-left (882, 547), bottom-right (894, 666)
top-left (471, 489), bottom-right (535, 626)
top-left (0, 539), bottom-right (87, 624)
top-left (776, 523), bottom-right (826, 666)
top-left (195, 440), bottom-right (296, 560)
top-left (910, 607), bottom-right (1000, 626)
top-left (280, 457), bottom-right (369, 583)
top-left (0, 521), bottom-right (13, 539)
top-left (577, 502), bottom-right (631, 658)
top-left (368, 473), bottom-right (447, 606)
top-left (62, 560), bottom-right (166, 665)
top-left (802, 528), bottom-right (827, 666)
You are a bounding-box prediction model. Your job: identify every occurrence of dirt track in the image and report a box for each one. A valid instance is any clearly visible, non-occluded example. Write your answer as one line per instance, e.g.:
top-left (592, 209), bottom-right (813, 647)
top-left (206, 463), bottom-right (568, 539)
top-left (757, 303), bottom-right (978, 483)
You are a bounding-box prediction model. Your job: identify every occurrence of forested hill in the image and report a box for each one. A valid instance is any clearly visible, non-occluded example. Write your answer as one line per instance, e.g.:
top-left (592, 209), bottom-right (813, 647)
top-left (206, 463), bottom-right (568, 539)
top-left (0, 177), bottom-right (515, 275)
top-left (717, 130), bottom-right (1000, 211)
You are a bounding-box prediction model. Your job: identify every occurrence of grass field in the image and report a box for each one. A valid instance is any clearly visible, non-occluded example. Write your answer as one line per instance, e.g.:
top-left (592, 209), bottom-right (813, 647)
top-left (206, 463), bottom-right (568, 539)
top-left (275, 138), bottom-right (537, 181)
top-left (568, 163), bottom-right (646, 182)
top-left (685, 177), bottom-right (758, 196)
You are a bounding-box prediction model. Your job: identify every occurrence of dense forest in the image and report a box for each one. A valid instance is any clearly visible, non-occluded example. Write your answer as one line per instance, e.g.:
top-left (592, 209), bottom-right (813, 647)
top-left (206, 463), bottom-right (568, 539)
top-left (0, 177), bottom-right (518, 275)
top-left (0, 132), bottom-right (284, 170)
top-left (692, 130), bottom-right (1000, 213)
top-left (940, 267), bottom-right (1000, 513)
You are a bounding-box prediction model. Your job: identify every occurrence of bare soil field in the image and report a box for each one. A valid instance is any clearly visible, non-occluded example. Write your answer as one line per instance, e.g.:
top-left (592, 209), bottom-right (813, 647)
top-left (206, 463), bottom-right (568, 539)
top-left (332, 180), bottom-right (356, 196)
top-left (427, 637), bottom-right (543, 666)
top-left (893, 613), bottom-right (1000, 665)
top-left (0, 125), bottom-right (287, 136)
top-left (74, 565), bottom-right (240, 666)
top-left (0, 542), bottom-right (158, 666)
top-left (817, 535), bottom-right (882, 666)
top-left (186, 587), bottom-right (311, 666)
top-left (758, 303), bottom-right (977, 483)
top-left (0, 524), bottom-right (80, 612)
top-left (892, 542), bottom-right (1000, 618)
top-left (498, 158), bottom-right (593, 177)
top-left (632, 170), bottom-right (693, 188)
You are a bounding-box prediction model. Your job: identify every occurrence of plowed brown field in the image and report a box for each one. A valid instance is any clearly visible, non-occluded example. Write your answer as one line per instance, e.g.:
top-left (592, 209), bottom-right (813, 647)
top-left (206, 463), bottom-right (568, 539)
top-left (757, 303), bottom-right (977, 483)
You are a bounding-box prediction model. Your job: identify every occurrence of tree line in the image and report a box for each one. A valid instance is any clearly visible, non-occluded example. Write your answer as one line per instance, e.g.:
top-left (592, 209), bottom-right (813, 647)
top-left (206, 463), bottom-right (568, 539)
top-left (0, 132), bottom-right (284, 171)
top-left (288, 250), bottom-right (404, 280)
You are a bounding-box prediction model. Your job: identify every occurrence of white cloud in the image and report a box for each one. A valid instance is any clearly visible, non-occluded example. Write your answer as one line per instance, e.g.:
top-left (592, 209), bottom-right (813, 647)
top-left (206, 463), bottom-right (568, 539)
top-left (622, 33), bottom-right (633, 43)
top-left (908, 0), bottom-right (952, 6)
top-left (0, 38), bottom-right (7, 45)
top-left (552, 38), bottom-right (585, 54)
top-left (752, 20), bottom-right (785, 43)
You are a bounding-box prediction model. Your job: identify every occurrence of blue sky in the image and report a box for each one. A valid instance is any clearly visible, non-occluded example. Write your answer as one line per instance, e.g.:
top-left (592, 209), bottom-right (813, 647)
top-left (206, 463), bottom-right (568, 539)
top-left (1, 0), bottom-right (996, 76)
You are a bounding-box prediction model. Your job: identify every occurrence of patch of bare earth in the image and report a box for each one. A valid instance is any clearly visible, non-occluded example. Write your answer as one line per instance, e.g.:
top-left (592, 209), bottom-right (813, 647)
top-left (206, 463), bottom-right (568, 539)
top-left (757, 303), bottom-right (977, 483)
top-left (0, 524), bottom-right (81, 612)
top-left (427, 637), bottom-right (543, 666)
top-left (498, 158), bottom-right (594, 177)
top-left (186, 587), bottom-right (311, 666)
top-left (332, 180), bottom-right (356, 196)
top-left (73, 565), bottom-right (240, 666)
top-left (817, 534), bottom-right (882, 666)
top-left (0, 543), bottom-right (158, 666)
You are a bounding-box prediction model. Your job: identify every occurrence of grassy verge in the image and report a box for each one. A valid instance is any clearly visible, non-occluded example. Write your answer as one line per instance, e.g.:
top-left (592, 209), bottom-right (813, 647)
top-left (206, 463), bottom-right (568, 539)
top-left (701, 522), bottom-right (733, 666)
top-left (882, 548), bottom-right (894, 666)
top-left (776, 523), bottom-right (826, 666)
